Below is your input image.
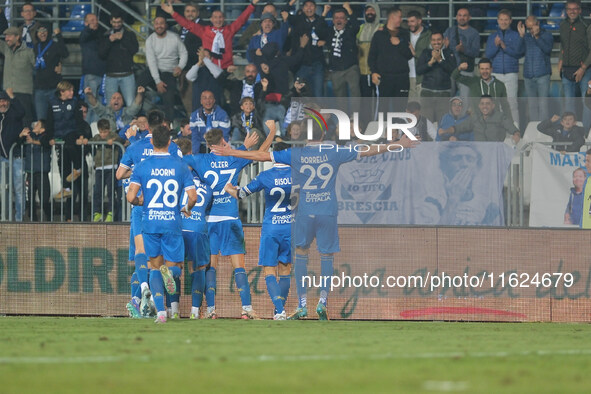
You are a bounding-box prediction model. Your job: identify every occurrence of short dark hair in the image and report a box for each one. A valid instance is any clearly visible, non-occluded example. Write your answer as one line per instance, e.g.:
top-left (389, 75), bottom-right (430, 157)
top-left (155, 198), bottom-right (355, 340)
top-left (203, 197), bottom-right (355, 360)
top-left (239, 97), bottom-right (255, 106)
top-left (110, 10), bottom-right (123, 20)
top-left (480, 94), bottom-right (494, 101)
top-left (21, 2), bottom-right (35, 12)
top-left (386, 7), bottom-right (401, 18)
top-left (97, 119), bottom-right (111, 131)
top-left (431, 31), bottom-right (444, 39)
top-left (147, 109), bottom-right (165, 130)
top-left (180, 118), bottom-right (190, 128)
top-left (204, 128), bottom-right (224, 146)
top-left (176, 137), bottom-right (192, 156)
top-left (563, 111), bottom-right (576, 120)
top-left (478, 57), bottom-right (492, 67)
top-left (273, 141), bottom-right (290, 152)
top-left (332, 8), bottom-right (348, 18)
top-left (407, 10), bottom-right (422, 20)
top-left (152, 125), bottom-right (171, 148)
top-left (498, 9), bottom-right (512, 18)
top-left (185, 2), bottom-right (199, 11)
top-left (566, 0), bottom-right (582, 8)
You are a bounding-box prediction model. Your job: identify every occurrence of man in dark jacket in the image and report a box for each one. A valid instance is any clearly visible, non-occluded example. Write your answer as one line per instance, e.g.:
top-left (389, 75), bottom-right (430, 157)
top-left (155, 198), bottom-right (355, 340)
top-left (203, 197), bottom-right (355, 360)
top-left (0, 88), bottom-right (26, 221)
top-left (98, 11), bottom-right (139, 107)
top-left (327, 3), bottom-right (360, 97)
top-left (33, 24), bottom-right (69, 121)
top-left (286, 0), bottom-right (329, 97)
top-left (416, 31), bottom-right (456, 123)
top-left (79, 12), bottom-right (106, 123)
top-left (368, 7), bottom-right (412, 107)
top-left (538, 112), bottom-right (586, 152)
top-left (520, 16), bottom-right (553, 122)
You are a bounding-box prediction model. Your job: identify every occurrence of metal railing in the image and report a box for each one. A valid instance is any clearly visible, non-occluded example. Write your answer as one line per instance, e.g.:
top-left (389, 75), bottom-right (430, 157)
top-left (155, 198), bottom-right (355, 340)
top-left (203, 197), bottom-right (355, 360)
top-left (2, 140), bottom-right (127, 222)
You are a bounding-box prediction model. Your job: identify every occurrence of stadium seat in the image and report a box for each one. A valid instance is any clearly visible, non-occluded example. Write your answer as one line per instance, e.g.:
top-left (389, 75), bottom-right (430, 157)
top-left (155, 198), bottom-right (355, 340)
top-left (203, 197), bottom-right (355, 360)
top-left (486, 4), bottom-right (500, 31)
top-left (522, 121), bottom-right (550, 144)
top-left (542, 3), bottom-right (564, 30)
top-left (61, 4), bottom-right (91, 32)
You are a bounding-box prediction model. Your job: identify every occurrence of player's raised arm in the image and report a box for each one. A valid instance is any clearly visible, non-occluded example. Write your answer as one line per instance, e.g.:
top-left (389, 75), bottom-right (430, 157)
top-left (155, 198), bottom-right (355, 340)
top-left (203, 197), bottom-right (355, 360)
top-left (359, 135), bottom-right (420, 157)
top-left (258, 120), bottom-right (277, 152)
top-left (211, 139), bottom-right (272, 161)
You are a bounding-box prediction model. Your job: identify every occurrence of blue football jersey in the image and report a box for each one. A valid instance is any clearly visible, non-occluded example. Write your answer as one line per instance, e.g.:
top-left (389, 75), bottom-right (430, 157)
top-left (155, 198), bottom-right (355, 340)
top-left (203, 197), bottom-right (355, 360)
top-left (130, 153), bottom-right (195, 235)
top-left (271, 144), bottom-right (358, 216)
top-left (119, 134), bottom-right (182, 171)
top-left (183, 150), bottom-right (250, 220)
top-left (181, 178), bottom-right (213, 233)
top-left (243, 164), bottom-right (292, 232)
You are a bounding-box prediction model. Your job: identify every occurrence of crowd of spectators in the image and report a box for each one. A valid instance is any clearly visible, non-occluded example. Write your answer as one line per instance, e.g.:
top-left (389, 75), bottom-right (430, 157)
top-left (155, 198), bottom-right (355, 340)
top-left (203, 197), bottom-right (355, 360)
top-left (2, 0), bottom-right (591, 222)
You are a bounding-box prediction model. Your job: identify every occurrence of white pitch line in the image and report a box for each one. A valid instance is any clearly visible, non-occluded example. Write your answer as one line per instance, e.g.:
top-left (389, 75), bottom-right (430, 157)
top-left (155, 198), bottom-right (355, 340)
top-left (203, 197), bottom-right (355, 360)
top-left (1, 349), bottom-right (590, 364)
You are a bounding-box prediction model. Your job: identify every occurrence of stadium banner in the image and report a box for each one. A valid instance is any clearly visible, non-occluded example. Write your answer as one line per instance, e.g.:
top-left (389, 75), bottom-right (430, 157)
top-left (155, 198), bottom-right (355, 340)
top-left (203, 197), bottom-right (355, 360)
top-left (335, 142), bottom-right (514, 225)
top-left (529, 144), bottom-right (587, 227)
top-left (1, 224), bottom-right (590, 322)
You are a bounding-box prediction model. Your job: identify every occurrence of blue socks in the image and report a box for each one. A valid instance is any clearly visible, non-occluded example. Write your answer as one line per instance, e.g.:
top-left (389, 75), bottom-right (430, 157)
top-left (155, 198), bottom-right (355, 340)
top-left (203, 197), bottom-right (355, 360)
top-left (149, 269), bottom-right (165, 312)
top-left (294, 254), bottom-right (308, 308)
top-left (170, 277), bottom-right (180, 303)
top-left (234, 267), bottom-right (252, 307)
top-left (279, 274), bottom-right (291, 307)
top-left (320, 254), bottom-right (334, 306)
top-left (205, 266), bottom-right (216, 308)
top-left (131, 271), bottom-right (140, 298)
top-left (192, 270), bottom-right (206, 308)
top-left (134, 253), bottom-right (149, 285)
top-left (169, 265), bottom-right (182, 278)
top-left (265, 275), bottom-right (284, 314)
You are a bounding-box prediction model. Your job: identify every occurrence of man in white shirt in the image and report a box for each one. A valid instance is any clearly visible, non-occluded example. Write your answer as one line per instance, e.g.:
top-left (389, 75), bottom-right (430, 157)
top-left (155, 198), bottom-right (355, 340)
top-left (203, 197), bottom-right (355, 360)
top-left (145, 16), bottom-right (188, 120)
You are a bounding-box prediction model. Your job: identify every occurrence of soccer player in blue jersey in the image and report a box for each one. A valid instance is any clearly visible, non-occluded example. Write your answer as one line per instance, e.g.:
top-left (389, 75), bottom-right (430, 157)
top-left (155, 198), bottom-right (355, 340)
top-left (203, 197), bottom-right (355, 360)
top-left (182, 128), bottom-right (264, 319)
top-left (225, 133), bottom-right (292, 320)
top-left (212, 122), bottom-right (418, 320)
top-left (176, 138), bottom-right (214, 319)
top-left (117, 109), bottom-right (181, 318)
top-left (127, 124), bottom-right (197, 324)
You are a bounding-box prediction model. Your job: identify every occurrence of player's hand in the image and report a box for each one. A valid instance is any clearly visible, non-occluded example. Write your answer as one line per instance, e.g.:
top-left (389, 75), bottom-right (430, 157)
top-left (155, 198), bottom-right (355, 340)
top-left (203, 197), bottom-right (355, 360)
top-left (5, 87), bottom-right (13, 98)
top-left (574, 67), bottom-right (586, 83)
top-left (494, 35), bottom-right (502, 47)
top-left (224, 184), bottom-right (239, 198)
top-left (409, 42), bottom-right (415, 56)
top-left (181, 204), bottom-right (191, 217)
top-left (517, 21), bottom-right (526, 37)
top-left (265, 119), bottom-right (276, 134)
top-left (227, 65), bottom-right (237, 73)
top-left (19, 127), bottom-right (30, 138)
top-left (397, 134), bottom-right (420, 149)
top-left (244, 131), bottom-right (259, 149)
top-left (54, 62), bottom-right (62, 74)
top-left (458, 62), bottom-right (468, 71)
top-left (261, 77), bottom-right (269, 90)
top-left (210, 139), bottom-right (232, 156)
top-left (137, 86), bottom-right (145, 94)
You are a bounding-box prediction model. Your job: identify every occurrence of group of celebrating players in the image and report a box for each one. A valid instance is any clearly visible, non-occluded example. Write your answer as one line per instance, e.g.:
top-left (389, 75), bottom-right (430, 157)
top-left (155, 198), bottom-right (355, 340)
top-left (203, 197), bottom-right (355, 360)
top-left (117, 107), bottom-right (417, 323)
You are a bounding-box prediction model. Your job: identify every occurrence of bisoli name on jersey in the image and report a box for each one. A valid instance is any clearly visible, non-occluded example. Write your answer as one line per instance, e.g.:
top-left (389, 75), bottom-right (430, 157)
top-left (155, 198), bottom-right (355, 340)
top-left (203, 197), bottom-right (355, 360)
top-left (274, 177), bottom-right (292, 186)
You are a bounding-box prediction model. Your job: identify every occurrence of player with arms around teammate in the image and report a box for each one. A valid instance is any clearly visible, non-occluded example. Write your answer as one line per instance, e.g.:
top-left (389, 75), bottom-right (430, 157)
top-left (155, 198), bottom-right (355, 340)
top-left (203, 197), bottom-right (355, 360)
top-left (225, 121), bottom-right (292, 320)
top-left (212, 122), bottom-right (419, 320)
top-left (176, 138), bottom-right (214, 319)
top-left (182, 128), bottom-right (262, 319)
top-left (127, 124), bottom-right (197, 323)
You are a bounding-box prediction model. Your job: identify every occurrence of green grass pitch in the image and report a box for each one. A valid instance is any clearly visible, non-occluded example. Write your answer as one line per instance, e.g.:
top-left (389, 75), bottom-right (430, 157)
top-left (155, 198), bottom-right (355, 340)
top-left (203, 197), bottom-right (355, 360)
top-left (1, 317), bottom-right (591, 393)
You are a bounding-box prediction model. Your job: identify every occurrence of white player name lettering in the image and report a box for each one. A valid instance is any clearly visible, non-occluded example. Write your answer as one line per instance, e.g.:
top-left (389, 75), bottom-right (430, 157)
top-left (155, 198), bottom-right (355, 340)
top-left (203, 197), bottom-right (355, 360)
top-left (143, 148), bottom-right (154, 156)
top-left (274, 177), bottom-right (292, 186)
top-left (300, 154), bottom-right (329, 164)
top-left (210, 161), bottom-right (229, 168)
top-left (150, 168), bottom-right (175, 176)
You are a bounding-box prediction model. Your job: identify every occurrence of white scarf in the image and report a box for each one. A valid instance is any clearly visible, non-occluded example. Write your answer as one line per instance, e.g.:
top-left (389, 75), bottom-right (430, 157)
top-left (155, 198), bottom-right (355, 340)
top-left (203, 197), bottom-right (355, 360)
top-left (211, 28), bottom-right (225, 58)
top-left (332, 28), bottom-right (344, 58)
top-left (241, 80), bottom-right (254, 99)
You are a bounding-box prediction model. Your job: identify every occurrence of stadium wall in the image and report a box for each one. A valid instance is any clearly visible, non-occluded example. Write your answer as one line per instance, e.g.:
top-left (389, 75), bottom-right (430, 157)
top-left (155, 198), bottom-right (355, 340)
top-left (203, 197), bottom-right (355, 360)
top-left (1, 224), bottom-right (590, 322)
